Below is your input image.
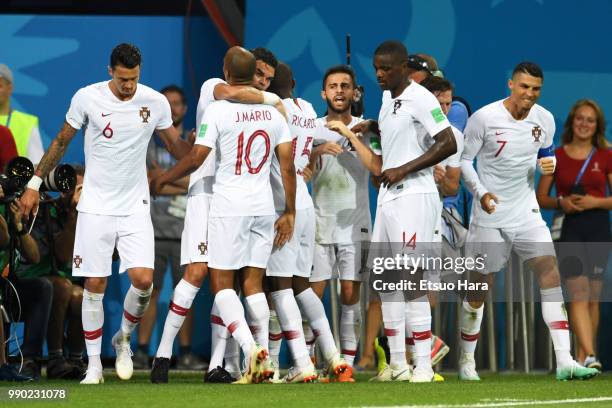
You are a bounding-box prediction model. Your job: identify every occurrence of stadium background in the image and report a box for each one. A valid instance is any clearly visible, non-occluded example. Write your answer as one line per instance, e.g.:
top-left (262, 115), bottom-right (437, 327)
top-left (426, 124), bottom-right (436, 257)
top-left (1, 0), bottom-right (611, 367)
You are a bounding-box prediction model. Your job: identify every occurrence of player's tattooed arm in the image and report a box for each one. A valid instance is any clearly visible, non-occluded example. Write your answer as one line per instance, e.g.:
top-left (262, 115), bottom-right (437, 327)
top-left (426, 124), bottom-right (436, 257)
top-left (326, 120), bottom-right (382, 175)
top-left (36, 122), bottom-right (78, 178)
top-left (19, 122), bottom-right (77, 219)
top-left (380, 126), bottom-right (456, 187)
top-left (150, 144), bottom-right (211, 197)
top-left (157, 126), bottom-right (193, 160)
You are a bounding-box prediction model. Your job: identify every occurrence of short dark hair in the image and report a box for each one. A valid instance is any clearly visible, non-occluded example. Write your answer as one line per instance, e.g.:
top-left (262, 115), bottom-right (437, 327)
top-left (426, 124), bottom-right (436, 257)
top-left (250, 47), bottom-right (278, 69)
top-left (512, 61), bottom-right (543, 80)
top-left (160, 84), bottom-right (186, 104)
top-left (420, 76), bottom-right (453, 94)
top-left (110, 43), bottom-right (142, 69)
top-left (374, 40), bottom-right (408, 62)
top-left (322, 65), bottom-right (356, 89)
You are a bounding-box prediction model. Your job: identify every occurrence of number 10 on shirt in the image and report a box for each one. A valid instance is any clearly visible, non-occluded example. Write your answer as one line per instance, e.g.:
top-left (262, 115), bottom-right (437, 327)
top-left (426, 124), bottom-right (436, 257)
top-left (235, 130), bottom-right (271, 175)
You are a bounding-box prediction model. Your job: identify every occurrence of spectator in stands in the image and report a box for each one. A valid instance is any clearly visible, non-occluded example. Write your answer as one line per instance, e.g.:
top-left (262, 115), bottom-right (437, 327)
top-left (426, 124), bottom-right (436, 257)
top-left (0, 186), bottom-right (50, 380)
top-left (0, 64), bottom-right (44, 164)
top-left (536, 99), bottom-right (611, 371)
top-left (134, 85), bottom-right (206, 370)
top-left (0, 125), bottom-right (18, 171)
top-left (16, 166), bottom-right (86, 379)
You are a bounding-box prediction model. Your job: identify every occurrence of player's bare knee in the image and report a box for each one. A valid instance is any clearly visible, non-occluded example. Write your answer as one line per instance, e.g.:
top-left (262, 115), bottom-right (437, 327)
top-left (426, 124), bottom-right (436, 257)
top-left (84, 277), bottom-right (107, 293)
top-left (531, 256), bottom-right (560, 288)
top-left (340, 280), bottom-right (360, 305)
top-left (270, 276), bottom-right (292, 292)
top-left (183, 263), bottom-right (207, 287)
top-left (292, 276), bottom-right (310, 295)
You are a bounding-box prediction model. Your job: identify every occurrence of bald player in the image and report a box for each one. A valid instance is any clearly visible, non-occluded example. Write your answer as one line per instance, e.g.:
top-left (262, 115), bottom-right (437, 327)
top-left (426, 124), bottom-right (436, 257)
top-left (150, 46), bottom-right (285, 384)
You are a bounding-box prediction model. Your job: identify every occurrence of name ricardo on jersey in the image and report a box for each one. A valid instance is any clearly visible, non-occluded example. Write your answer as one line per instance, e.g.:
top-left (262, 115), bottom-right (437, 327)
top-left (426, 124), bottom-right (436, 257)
top-left (291, 114), bottom-right (316, 129)
top-left (235, 109), bottom-right (273, 123)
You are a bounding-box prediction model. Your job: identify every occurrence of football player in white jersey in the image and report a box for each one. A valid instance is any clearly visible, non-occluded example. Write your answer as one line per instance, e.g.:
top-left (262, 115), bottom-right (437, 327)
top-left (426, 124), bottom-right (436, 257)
top-left (460, 62), bottom-right (598, 381)
top-left (307, 65), bottom-right (371, 376)
top-left (150, 49), bottom-right (296, 384)
top-left (265, 62), bottom-right (352, 383)
top-left (19, 44), bottom-right (193, 385)
top-left (149, 47), bottom-right (285, 384)
top-left (326, 41), bottom-right (456, 383)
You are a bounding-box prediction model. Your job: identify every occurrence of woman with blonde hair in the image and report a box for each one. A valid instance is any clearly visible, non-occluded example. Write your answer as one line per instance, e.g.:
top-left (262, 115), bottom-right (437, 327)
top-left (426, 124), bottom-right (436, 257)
top-left (537, 99), bottom-right (611, 371)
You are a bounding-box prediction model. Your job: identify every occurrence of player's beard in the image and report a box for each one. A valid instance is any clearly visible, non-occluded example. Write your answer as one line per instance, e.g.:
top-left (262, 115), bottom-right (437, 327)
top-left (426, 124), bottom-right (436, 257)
top-left (325, 97), bottom-right (350, 115)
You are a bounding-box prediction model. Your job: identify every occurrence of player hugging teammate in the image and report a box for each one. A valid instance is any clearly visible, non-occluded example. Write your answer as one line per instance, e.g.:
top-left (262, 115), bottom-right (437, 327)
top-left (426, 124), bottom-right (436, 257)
top-left (18, 40), bottom-right (598, 386)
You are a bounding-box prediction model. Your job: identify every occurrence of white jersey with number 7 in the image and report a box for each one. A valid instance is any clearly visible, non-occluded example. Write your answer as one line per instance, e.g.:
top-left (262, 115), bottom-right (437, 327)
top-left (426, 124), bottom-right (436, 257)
top-left (195, 100), bottom-right (292, 217)
top-left (462, 99), bottom-right (555, 228)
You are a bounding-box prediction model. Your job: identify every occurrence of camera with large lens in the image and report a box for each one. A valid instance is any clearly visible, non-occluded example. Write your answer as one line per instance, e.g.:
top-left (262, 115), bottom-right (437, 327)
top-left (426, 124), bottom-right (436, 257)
top-left (41, 164), bottom-right (77, 193)
top-left (0, 157), bottom-right (34, 200)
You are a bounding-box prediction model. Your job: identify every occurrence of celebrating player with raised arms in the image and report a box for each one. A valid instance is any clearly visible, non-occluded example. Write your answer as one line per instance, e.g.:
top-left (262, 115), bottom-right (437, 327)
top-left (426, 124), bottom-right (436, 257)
top-left (150, 47), bottom-right (296, 384)
top-left (459, 62), bottom-right (599, 381)
top-left (19, 43), bottom-right (192, 385)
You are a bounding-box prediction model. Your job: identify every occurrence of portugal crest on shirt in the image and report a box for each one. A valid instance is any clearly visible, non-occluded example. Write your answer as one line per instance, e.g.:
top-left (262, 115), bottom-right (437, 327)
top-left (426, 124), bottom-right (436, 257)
top-left (532, 125), bottom-right (542, 142)
top-left (73, 255), bottom-right (83, 268)
top-left (140, 106), bottom-right (151, 123)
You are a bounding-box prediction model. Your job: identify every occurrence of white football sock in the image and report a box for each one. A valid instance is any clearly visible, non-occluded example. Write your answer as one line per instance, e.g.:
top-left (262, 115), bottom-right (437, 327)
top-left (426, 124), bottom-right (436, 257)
top-left (340, 303), bottom-right (361, 366)
top-left (296, 288), bottom-right (338, 364)
top-left (214, 289), bottom-right (255, 356)
top-left (268, 309), bottom-right (283, 367)
top-left (82, 289), bottom-right (104, 369)
top-left (209, 301), bottom-right (230, 369)
top-left (245, 292), bottom-right (270, 350)
top-left (272, 289), bottom-right (310, 369)
top-left (541, 287), bottom-right (573, 367)
top-left (303, 320), bottom-right (316, 359)
top-left (120, 284), bottom-right (153, 336)
top-left (460, 299), bottom-right (484, 355)
top-left (382, 300), bottom-right (407, 369)
top-left (407, 296), bottom-right (432, 369)
top-left (156, 279), bottom-right (199, 358)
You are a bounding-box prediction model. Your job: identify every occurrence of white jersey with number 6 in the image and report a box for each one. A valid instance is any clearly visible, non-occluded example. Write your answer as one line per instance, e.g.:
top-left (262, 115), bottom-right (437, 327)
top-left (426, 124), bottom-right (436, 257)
top-left (65, 81), bottom-right (172, 216)
top-left (270, 97), bottom-right (316, 212)
top-left (462, 100), bottom-right (555, 228)
top-left (196, 101), bottom-right (292, 217)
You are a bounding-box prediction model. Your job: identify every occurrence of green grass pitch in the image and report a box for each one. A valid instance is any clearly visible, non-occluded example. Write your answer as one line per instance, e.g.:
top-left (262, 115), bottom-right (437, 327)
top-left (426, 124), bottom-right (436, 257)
top-left (1, 371), bottom-right (611, 407)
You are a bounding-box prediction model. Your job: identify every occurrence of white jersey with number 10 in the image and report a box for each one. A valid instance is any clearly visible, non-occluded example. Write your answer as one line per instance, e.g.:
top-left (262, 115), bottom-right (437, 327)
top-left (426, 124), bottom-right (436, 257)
top-left (196, 100), bottom-right (292, 217)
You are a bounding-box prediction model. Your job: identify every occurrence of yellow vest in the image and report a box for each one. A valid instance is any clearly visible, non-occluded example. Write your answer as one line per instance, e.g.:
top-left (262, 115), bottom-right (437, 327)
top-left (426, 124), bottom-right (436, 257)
top-left (0, 110), bottom-right (39, 157)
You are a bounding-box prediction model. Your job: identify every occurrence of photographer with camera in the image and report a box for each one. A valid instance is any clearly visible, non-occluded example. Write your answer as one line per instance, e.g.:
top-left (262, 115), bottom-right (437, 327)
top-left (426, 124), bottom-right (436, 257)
top-left (15, 166), bottom-right (85, 379)
top-left (0, 183), bottom-right (51, 380)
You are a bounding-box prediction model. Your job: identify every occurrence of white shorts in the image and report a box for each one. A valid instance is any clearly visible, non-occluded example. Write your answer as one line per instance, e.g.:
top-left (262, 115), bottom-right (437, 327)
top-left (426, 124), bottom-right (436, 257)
top-left (208, 215), bottom-right (274, 270)
top-left (180, 194), bottom-right (210, 265)
top-left (370, 193), bottom-right (442, 258)
top-left (72, 211), bottom-right (154, 277)
top-left (310, 242), bottom-right (366, 282)
top-left (267, 208), bottom-right (315, 279)
top-left (464, 223), bottom-right (556, 274)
